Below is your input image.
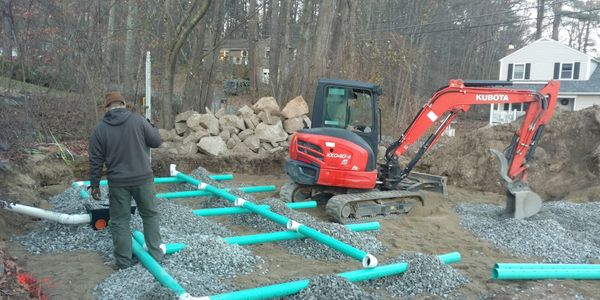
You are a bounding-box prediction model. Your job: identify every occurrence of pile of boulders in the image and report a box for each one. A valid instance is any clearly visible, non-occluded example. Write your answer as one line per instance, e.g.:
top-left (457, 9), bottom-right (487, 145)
top-left (156, 96), bottom-right (310, 156)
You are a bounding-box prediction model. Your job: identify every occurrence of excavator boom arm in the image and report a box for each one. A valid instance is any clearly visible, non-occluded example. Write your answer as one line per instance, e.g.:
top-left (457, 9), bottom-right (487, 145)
top-left (386, 79), bottom-right (560, 182)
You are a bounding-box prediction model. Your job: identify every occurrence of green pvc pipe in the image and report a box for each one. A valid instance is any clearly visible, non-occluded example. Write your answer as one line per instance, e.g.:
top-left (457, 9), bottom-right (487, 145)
top-left (73, 174), bottom-right (233, 187)
top-left (156, 185), bottom-right (276, 199)
top-left (493, 267), bottom-right (600, 280)
top-left (194, 205), bottom-right (271, 217)
top-left (206, 252), bottom-right (459, 300)
top-left (175, 171), bottom-right (374, 267)
top-left (437, 252), bottom-right (462, 264)
top-left (79, 189), bottom-right (90, 199)
top-left (224, 222), bottom-right (380, 245)
top-left (285, 201), bottom-right (317, 209)
top-left (131, 236), bottom-right (187, 297)
top-left (494, 263), bottom-right (600, 270)
top-left (192, 201), bottom-right (318, 217)
top-left (132, 231), bottom-right (187, 254)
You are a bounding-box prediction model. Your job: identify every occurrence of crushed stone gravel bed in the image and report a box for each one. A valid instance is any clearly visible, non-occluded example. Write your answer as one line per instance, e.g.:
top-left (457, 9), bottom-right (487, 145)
top-left (285, 275), bottom-right (383, 300)
top-left (456, 201), bottom-right (600, 263)
top-left (363, 252), bottom-right (469, 299)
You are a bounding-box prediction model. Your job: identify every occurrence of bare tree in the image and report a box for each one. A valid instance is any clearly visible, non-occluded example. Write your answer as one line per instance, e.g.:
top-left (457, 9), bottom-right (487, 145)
top-left (159, 0), bottom-right (212, 129)
top-left (536, 0), bottom-right (545, 40)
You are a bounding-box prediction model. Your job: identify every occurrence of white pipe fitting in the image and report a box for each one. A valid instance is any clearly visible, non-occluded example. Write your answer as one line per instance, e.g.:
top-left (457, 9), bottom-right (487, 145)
top-left (178, 293), bottom-right (208, 300)
top-left (234, 198), bottom-right (246, 207)
top-left (2, 201), bottom-right (91, 225)
top-left (74, 181), bottom-right (85, 187)
top-left (197, 182), bottom-right (207, 190)
top-left (286, 220), bottom-right (302, 232)
top-left (362, 253), bottom-right (379, 268)
top-left (159, 244), bottom-right (167, 254)
top-left (169, 164), bottom-right (179, 176)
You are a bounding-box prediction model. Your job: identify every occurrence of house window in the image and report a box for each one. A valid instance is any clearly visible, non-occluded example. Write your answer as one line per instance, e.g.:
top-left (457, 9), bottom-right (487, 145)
top-left (512, 64), bottom-right (525, 80)
top-left (265, 47), bottom-right (270, 59)
top-left (560, 63), bottom-right (573, 79)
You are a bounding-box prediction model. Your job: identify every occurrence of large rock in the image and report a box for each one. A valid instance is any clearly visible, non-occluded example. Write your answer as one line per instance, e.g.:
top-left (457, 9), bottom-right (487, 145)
top-left (219, 129), bottom-right (231, 141)
top-left (159, 129), bottom-right (173, 142)
top-left (183, 129), bottom-right (209, 144)
top-left (226, 137), bottom-right (237, 149)
top-left (198, 114), bottom-right (220, 135)
top-left (252, 97), bottom-right (280, 115)
top-left (230, 143), bottom-right (254, 155)
top-left (175, 110), bottom-right (196, 123)
top-left (237, 105), bottom-right (255, 117)
top-left (302, 115), bottom-right (312, 128)
top-left (197, 136), bottom-right (227, 156)
top-left (159, 141), bottom-right (174, 149)
top-left (258, 111), bottom-right (281, 125)
top-left (238, 129), bottom-right (254, 141)
top-left (243, 114), bottom-right (260, 129)
top-left (254, 120), bottom-right (288, 143)
top-left (219, 114), bottom-right (245, 131)
top-left (243, 135), bottom-right (260, 153)
top-left (186, 113), bottom-right (203, 128)
top-left (269, 146), bottom-right (284, 153)
top-left (281, 96), bottom-right (309, 119)
top-left (283, 117), bottom-right (304, 134)
top-left (174, 122), bottom-right (187, 135)
top-left (176, 142), bottom-right (198, 154)
top-left (215, 107), bottom-right (227, 119)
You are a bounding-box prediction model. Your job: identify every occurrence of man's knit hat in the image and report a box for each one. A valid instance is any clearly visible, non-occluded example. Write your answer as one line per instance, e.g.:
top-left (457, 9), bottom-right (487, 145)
top-left (105, 91), bottom-right (125, 108)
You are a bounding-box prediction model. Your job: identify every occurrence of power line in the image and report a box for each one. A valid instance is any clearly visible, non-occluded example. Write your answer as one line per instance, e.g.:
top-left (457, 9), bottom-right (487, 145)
top-left (355, 0), bottom-right (585, 36)
top-left (357, 7), bottom-right (600, 41)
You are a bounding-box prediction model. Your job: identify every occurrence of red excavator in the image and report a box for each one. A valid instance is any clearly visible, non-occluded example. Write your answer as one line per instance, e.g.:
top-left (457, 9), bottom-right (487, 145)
top-left (283, 78), bottom-right (560, 223)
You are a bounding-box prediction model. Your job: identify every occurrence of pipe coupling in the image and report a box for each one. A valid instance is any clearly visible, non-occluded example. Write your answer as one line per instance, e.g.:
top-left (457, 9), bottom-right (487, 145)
top-left (197, 182), bottom-right (207, 190)
top-left (169, 164), bottom-right (179, 176)
top-left (286, 220), bottom-right (302, 232)
top-left (234, 198), bottom-right (246, 207)
top-left (362, 253), bottom-right (379, 268)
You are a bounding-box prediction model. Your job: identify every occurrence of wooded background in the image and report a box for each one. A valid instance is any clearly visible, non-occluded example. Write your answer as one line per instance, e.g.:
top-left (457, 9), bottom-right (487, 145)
top-left (1, 0), bottom-right (599, 132)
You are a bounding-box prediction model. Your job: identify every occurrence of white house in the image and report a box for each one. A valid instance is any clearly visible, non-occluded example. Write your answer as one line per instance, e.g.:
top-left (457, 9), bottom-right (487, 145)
top-left (491, 38), bottom-right (600, 124)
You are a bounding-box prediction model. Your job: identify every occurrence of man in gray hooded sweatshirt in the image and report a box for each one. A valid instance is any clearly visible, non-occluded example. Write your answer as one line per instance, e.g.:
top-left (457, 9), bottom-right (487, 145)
top-left (88, 91), bottom-right (163, 269)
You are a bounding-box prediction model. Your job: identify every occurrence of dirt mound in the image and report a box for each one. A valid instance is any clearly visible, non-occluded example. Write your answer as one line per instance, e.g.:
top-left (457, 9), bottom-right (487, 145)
top-left (419, 106), bottom-right (600, 201)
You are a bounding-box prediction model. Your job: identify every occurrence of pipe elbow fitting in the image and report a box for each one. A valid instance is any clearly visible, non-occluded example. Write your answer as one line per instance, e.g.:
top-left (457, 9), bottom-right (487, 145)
top-left (169, 164), bottom-right (179, 176)
top-left (234, 198), bottom-right (246, 207)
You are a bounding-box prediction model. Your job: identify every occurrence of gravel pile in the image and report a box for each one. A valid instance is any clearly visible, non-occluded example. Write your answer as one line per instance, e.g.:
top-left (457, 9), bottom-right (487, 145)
top-left (456, 201), bottom-right (600, 263)
top-left (364, 252), bottom-right (469, 298)
top-left (13, 187), bottom-right (114, 256)
top-left (229, 196), bottom-right (384, 261)
top-left (285, 275), bottom-right (382, 300)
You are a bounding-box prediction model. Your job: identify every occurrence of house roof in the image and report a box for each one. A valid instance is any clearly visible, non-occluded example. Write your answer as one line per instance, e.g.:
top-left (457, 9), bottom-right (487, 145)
top-left (500, 38), bottom-right (600, 63)
top-left (502, 67), bottom-right (600, 95)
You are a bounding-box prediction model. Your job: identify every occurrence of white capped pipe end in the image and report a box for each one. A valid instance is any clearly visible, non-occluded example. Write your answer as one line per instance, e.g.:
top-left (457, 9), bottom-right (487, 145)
top-left (170, 164), bottom-right (179, 176)
top-left (74, 181), bottom-right (85, 187)
top-left (234, 198), bottom-right (246, 207)
top-left (286, 220), bottom-right (302, 232)
top-left (197, 182), bottom-right (207, 190)
top-left (159, 244), bottom-right (166, 254)
top-left (362, 253), bottom-right (378, 268)
top-left (178, 293), bottom-right (208, 300)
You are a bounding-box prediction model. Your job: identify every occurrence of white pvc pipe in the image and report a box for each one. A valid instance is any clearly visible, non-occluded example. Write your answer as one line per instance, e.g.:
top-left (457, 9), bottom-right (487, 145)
top-left (1, 200), bottom-right (90, 225)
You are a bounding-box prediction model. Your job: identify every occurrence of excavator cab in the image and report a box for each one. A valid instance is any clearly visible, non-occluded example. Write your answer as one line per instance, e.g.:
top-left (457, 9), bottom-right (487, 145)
top-left (311, 78), bottom-right (382, 156)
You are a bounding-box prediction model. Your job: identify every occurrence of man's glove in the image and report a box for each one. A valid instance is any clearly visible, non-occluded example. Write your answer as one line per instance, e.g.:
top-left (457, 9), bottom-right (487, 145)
top-left (89, 186), bottom-right (101, 201)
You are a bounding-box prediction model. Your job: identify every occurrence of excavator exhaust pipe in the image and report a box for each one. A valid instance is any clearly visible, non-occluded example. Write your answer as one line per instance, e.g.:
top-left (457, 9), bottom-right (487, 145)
top-left (490, 149), bottom-right (543, 219)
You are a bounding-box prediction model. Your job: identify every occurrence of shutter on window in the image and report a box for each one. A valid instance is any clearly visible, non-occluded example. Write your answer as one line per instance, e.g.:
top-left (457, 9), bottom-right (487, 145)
top-left (553, 63), bottom-right (560, 79)
top-left (507, 64), bottom-right (513, 80)
top-left (574, 62), bottom-right (580, 79)
top-left (525, 63), bottom-right (531, 79)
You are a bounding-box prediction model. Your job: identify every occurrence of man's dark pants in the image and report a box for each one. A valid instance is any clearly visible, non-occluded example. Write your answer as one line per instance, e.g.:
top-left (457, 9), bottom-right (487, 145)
top-left (108, 182), bottom-right (163, 268)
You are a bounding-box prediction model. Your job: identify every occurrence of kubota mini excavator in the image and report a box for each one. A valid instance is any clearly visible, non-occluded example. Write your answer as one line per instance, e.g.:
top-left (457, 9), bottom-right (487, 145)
top-left (283, 78), bottom-right (560, 223)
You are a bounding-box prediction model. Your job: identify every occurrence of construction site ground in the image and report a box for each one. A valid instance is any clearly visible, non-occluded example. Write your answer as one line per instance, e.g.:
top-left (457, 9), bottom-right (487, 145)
top-left (1, 107), bottom-right (600, 299)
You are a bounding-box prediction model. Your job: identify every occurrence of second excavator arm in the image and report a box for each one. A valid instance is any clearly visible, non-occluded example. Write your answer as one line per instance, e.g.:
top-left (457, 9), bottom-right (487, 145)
top-left (380, 79), bottom-right (560, 218)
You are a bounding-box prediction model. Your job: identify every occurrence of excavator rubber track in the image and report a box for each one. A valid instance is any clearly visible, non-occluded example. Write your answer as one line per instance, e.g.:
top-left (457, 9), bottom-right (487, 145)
top-left (325, 190), bottom-right (424, 224)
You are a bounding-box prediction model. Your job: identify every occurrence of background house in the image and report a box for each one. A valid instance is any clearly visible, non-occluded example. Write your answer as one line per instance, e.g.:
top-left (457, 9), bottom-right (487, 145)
top-left (491, 38), bottom-right (600, 124)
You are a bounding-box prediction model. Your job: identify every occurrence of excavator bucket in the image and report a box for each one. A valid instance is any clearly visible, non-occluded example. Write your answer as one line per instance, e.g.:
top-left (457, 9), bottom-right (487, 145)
top-left (490, 149), bottom-right (543, 219)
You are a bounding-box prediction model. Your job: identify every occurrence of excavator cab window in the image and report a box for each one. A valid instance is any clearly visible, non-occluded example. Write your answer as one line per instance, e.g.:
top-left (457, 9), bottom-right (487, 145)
top-left (323, 87), bottom-right (373, 133)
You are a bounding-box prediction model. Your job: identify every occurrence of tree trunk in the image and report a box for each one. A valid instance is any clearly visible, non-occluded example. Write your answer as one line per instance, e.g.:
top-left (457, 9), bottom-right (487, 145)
top-left (123, 0), bottom-right (138, 97)
top-left (198, 0), bottom-right (225, 114)
top-left (552, 0), bottom-right (561, 40)
top-left (182, 24), bottom-right (207, 111)
top-left (247, 0), bottom-right (259, 95)
top-left (535, 0), bottom-right (545, 40)
top-left (268, 0), bottom-right (282, 102)
top-left (105, 0), bottom-right (118, 85)
top-left (160, 0), bottom-right (212, 129)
